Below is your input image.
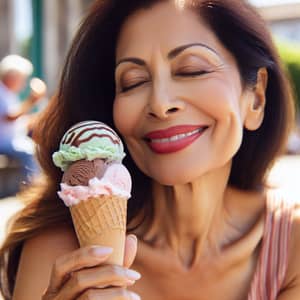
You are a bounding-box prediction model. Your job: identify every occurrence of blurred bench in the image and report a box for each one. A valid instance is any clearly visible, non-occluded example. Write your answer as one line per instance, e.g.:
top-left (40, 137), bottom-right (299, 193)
top-left (0, 155), bottom-right (24, 198)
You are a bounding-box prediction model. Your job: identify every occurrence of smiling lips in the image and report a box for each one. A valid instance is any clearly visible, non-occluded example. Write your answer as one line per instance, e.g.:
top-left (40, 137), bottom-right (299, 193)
top-left (144, 125), bottom-right (208, 154)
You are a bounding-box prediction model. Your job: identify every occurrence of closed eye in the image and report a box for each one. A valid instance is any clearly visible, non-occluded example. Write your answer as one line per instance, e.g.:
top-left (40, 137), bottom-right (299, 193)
top-left (121, 80), bottom-right (149, 93)
top-left (175, 70), bottom-right (211, 77)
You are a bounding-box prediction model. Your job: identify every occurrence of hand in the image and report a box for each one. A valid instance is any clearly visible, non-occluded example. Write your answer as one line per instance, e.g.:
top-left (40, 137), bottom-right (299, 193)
top-left (29, 77), bottom-right (47, 103)
top-left (42, 235), bottom-right (141, 300)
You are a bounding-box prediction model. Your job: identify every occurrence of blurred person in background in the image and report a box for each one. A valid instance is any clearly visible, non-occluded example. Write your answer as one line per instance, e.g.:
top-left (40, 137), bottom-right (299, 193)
top-left (0, 54), bottom-right (47, 181)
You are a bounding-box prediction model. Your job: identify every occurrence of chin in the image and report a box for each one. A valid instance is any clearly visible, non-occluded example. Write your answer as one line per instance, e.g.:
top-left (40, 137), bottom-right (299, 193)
top-left (142, 157), bottom-right (232, 187)
top-left (146, 168), bottom-right (206, 186)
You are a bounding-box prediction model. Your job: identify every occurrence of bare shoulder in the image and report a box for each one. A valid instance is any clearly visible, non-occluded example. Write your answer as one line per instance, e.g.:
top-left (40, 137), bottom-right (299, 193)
top-left (278, 201), bottom-right (300, 299)
top-left (13, 224), bottom-right (79, 300)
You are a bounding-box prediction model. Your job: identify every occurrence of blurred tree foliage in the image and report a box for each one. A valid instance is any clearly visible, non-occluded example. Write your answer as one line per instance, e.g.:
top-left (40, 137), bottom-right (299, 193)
top-left (20, 36), bottom-right (32, 59)
top-left (276, 40), bottom-right (300, 113)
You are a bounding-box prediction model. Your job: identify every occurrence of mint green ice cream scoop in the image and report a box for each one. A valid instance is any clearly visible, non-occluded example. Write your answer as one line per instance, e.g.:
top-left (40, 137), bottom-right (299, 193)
top-left (52, 121), bottom-right (125, 171)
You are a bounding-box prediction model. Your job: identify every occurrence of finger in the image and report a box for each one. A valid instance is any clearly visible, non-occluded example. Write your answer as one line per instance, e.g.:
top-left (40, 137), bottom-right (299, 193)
top-left (48, 245), bottom-right (113, 293)
top-left (59, 265), bottom-right (141, 300)
top-left (124, 235), bottom-right (138, 268)
top-left (77, 287), bottom-right (141, 300)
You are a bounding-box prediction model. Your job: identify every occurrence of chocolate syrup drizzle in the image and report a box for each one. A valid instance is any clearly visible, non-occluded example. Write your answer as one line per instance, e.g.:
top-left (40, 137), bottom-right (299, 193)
top-left (61, 122), bottom-right (121, 147)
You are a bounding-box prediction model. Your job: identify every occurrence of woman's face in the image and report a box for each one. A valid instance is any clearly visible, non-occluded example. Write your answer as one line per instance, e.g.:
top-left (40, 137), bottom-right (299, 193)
top-left (113, 2), bottom-right (255, 185)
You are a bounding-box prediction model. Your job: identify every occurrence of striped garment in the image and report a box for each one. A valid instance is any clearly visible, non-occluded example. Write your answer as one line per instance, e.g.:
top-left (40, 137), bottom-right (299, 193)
top-left (248, 189), bottom-right (296, 300)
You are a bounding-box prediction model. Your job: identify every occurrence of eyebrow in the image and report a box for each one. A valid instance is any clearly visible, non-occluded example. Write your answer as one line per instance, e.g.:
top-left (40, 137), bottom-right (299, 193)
top-left (116, 57), bottom-right (146, 68)
top-left (168, 43), bottom-right (219, 59)
top-left (115, 43), bottom-right (220, 68)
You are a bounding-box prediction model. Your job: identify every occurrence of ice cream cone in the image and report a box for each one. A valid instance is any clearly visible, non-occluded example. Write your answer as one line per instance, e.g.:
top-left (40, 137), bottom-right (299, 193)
top-left (70, 194), bottom-right (127, 265)
top-left (53, 121), bottom-right (131, 266)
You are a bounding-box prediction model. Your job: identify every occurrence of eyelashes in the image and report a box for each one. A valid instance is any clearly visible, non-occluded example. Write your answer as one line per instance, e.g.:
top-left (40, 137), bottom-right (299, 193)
top-left (175, 70), bottom-right (211, 77)
top-left (119, 70), bottom-right (211, 93)
top-left (121, 80), bottom-right (149, 93)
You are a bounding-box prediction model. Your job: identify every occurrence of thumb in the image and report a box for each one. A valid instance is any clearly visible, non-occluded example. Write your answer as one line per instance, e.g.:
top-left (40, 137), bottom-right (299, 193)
top-left (123, 234), bottom-right (138, 268)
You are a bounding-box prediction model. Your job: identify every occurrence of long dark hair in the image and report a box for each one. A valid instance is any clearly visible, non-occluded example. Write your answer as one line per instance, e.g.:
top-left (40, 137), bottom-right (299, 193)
top-left (0, 0), bottom-right (294, 298)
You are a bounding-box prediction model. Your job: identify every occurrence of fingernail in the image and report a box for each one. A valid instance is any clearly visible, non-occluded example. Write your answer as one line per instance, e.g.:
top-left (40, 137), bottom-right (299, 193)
top-left (92, 246), bottom-right (113, 256)
top-left (126, 269), bottom-right (141, 280)
top-left (130, 292), bottom-right (141, 300)
top-left (128, 234), bottom-right (137, 243)
top-left (125, 279), bottom-right (135, 286)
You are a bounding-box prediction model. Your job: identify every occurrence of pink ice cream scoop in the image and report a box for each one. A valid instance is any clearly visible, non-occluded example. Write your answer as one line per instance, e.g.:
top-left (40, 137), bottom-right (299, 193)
top-left (58, 162), bottom-right (131, 206)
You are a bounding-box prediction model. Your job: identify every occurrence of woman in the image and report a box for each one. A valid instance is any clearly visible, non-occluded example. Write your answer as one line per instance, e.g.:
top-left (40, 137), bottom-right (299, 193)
top-left (0, 0), bottom-right (299, 299)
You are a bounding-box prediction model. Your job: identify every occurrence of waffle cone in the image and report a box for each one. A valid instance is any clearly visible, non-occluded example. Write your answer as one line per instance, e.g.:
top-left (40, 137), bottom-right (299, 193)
top-left (70, 194), bottom-right (127, 265)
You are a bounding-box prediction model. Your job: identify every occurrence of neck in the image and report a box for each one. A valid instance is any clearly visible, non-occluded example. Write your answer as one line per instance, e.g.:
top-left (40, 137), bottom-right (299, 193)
top-left (142, 162), bottom-right (250, 267)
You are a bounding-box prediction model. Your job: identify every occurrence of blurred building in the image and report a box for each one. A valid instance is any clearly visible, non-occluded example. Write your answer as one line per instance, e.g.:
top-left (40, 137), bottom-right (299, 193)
top-left (42, 0), bottom-right (93, 92)
top-left (259, 2), bottom-right (300, 42)
top-left (0, 1), bottom-right (14, 59)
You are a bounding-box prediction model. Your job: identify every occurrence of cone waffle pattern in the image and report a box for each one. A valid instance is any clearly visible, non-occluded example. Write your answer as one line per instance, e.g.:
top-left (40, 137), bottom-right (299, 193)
top-left (70, 195), bottom-right (127, 246)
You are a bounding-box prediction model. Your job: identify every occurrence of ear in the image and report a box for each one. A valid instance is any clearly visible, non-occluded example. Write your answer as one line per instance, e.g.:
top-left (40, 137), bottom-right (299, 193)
top-left (244, 67), bottom-right (268, 131)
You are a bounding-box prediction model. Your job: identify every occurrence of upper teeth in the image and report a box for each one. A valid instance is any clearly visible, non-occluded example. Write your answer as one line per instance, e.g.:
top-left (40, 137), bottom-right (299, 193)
top-left (151, 128), bottom-right (204, 143)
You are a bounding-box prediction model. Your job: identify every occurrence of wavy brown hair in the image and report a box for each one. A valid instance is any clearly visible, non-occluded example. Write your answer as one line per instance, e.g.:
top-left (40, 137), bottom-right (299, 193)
top-left (0, 0), bottom-right (295, 299)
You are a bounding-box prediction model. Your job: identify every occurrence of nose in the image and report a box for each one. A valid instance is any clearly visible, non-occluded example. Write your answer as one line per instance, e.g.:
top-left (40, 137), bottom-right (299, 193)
top-left (146, 82), bottom-right (185, 119)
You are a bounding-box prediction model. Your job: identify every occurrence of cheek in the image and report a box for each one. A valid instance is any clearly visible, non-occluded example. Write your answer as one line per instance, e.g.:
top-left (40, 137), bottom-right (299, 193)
top-left (113, 96), bottom-right (148, 170)
top-left (113, 96), bottom-right (142, 136)
top-left (189, 79), bottom-right (244, 162)
top-left (191, 78), bottom-right (242, 118)
top-left (204, 81), bottom-right (244, 146)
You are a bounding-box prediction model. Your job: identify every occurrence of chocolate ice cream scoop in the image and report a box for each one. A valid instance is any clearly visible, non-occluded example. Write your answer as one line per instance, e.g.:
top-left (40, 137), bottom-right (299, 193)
top-left (62, 159), bottom-right (107, 186)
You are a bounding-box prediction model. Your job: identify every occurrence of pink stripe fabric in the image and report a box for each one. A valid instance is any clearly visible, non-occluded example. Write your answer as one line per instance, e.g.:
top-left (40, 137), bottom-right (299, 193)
top-left (248, 189), bottom-right (295, 300)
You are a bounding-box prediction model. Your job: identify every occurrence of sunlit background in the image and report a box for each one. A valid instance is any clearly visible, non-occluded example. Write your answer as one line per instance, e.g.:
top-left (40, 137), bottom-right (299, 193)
top-left (0, 0), bottom-right (300, 250)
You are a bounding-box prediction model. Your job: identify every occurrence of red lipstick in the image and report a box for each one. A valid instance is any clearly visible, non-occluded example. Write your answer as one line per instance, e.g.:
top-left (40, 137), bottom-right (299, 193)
top-left (144, 125), bottom-right (208, 154)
